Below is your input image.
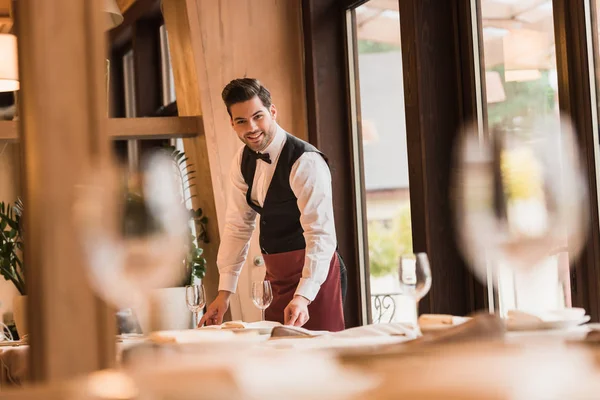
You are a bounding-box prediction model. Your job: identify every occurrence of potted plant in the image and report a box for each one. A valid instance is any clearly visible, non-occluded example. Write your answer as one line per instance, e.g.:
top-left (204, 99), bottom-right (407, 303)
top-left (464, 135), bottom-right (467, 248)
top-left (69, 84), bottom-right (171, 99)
top-left (0, 198), bottom-right (27, 337)
top-left (165, 144), bottom-right (209, 287)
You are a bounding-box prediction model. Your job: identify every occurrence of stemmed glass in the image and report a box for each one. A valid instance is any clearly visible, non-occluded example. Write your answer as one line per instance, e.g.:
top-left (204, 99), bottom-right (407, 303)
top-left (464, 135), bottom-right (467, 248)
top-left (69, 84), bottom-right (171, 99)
top-left (453, 115), bottom-right (588, 312)
top-left (75, 151), bottom-right (189, 331)
top-left (398, 253), bottom-right (432, 330)
top-left (252, 280), bottom-right (273, 321)
top-left (185, 284), bottom-right (206, 328)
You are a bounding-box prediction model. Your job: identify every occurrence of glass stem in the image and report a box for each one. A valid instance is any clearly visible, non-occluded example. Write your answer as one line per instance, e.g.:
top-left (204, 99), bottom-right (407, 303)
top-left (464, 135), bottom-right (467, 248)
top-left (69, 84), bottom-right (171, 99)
top-left (415, 300), bottom-right (423, 336)
top-left (415, 300), bottom-right (420, 322)
top-left (262, 309), bottom-right (265, 322)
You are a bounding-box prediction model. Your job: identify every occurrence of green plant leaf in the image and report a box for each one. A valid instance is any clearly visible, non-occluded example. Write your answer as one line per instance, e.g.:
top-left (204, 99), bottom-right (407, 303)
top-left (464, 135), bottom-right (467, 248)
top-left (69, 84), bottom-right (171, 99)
top-left (175, 152), bottom-right (186, 162)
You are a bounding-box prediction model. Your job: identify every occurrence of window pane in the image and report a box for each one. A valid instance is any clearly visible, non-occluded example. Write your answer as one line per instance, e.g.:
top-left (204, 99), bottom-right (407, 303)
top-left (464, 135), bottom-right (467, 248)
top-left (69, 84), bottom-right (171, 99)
top-left (349, 1), bottom-right (414, 324)
top-left (479, 0), bottom-right (570, 314)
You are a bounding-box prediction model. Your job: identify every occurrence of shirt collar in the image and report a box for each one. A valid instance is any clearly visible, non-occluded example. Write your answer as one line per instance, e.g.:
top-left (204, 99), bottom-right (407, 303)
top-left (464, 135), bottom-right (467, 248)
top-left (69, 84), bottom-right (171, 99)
top-left (260, 124), bottom-right (286, 159)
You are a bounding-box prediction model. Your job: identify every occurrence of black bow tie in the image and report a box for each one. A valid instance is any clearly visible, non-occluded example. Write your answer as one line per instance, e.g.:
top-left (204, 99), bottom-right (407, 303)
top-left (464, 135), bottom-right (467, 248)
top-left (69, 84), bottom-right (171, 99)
top-left (253, 151), bottom-right (272, 164)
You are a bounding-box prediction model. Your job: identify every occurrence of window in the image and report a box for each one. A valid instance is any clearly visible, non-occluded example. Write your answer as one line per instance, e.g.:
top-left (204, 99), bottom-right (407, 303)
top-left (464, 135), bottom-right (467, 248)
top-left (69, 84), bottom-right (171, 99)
top-left (347, 0), bottom-right (414, 324)
top-left (476, 0), bottom-right (569, 314)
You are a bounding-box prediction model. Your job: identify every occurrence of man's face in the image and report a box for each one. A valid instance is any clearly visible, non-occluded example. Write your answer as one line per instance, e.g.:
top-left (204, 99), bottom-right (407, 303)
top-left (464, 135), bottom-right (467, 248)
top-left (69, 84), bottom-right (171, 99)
top-left (230, 96), bottom-right (277, 152)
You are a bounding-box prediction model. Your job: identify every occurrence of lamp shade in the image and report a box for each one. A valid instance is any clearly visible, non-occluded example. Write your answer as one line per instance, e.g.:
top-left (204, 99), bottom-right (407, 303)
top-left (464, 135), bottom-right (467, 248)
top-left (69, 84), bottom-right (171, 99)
top-left (0, 34), bottom-right (18, 92)
top-left (104, 0), bottom-right (124, 31)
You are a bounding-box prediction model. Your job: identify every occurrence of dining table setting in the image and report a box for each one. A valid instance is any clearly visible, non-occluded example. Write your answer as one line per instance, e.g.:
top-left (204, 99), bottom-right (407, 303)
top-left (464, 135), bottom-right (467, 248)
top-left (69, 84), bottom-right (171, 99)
top-left (2, 115), bottom-right (599, 399)
top-left (2, 307), bottom-right (600, 399)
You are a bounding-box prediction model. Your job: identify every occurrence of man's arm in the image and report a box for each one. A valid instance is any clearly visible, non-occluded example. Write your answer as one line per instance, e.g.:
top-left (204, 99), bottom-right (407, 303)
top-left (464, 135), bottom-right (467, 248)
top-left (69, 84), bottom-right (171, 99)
top-left (199, 150), bottom-right (256, 326)
top-left (217, 150), bottom-right (258, 293)
top-left (289, 152), bottom-right (337, 302)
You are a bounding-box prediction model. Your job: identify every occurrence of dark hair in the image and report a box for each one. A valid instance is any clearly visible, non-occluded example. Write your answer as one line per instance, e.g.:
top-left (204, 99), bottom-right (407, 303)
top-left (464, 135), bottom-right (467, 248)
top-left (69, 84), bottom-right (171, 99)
top-left (221, 78), bottom-right (272, 117)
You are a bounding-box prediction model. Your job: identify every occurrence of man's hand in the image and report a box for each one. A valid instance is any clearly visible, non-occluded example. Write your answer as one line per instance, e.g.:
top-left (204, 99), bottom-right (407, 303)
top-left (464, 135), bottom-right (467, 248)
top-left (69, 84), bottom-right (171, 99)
top-left (198, 291), bottom-right (231, 327)
top-left (284, 295), bottom-right (310, 327)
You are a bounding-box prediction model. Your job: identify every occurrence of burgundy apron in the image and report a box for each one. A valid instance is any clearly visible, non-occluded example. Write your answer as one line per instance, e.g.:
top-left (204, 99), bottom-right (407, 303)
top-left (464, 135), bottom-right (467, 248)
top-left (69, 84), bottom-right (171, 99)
top-left (263, 249), bottom-right (345, 332)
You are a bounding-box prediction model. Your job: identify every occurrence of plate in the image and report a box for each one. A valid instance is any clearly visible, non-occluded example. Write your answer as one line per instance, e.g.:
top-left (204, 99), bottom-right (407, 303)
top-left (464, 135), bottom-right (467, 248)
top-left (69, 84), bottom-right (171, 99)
top-left (507, 316), bottom-right (590, 331)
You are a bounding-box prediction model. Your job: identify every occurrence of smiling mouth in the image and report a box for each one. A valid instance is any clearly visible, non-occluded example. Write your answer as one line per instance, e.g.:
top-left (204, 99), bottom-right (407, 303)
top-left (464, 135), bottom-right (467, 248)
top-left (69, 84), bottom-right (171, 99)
top-left (246, 132), bottom-right (263, 142)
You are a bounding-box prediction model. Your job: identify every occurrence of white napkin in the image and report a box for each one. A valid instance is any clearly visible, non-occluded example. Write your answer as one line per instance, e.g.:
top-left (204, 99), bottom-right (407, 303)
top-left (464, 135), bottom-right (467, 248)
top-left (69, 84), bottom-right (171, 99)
top-left (221, 320), bottom-right (281, 330)
top-left (331, 322), bottom-right (419, 339)
top-left (418, 314), bottom-right (472, 332)
top-left (507, 308), bottom-right (586, 323)
top-left (149, 329), bottom-right (236, 344)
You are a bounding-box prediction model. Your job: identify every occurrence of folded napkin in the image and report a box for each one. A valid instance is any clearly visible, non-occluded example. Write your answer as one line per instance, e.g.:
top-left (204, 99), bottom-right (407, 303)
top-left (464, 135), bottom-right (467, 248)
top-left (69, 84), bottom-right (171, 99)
top-left (148, 329), bottom-right (236, 344)
top-left (397, 312), bottom-right (505, 348)
top-left (221, 321), bottom-right (281, 330)
top-left (270, 325), bottom-right (329, 338)
top-left (270, 322), bottom-right (418, 339)
top-left (331, 323), bottom-right (418, 339)
top-left (507, 308), bottom-right (586, 323)
top-left (200, 320), bottom-right (281, 331)
top-left (419, 314), bottom-right (471, 329)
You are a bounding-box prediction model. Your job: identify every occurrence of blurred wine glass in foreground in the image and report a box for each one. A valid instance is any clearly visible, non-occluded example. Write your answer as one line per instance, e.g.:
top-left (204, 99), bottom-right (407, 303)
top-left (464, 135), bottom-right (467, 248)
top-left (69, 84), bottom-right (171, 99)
top-left (453, 115), bottom-right (589, 290)
top-left (75, 151), bottom-right (189, 330)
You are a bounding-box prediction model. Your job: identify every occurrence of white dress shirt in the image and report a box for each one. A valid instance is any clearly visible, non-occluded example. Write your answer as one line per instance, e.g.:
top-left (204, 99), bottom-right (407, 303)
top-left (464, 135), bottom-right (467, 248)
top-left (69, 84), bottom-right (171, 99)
top-left (217, 125), bottom-right (337, 301)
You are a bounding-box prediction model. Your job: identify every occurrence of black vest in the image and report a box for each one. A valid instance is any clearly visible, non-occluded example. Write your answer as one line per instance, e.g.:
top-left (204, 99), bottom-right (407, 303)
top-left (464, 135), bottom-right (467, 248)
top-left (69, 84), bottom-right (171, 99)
top-left (241, 133), bottom-right (328, 254)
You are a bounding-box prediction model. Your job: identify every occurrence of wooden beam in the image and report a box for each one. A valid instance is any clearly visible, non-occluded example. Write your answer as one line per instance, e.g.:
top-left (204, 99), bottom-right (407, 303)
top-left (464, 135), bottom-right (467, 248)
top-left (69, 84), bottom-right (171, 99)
top-left (16, 0), bottom-right (115, 381)
top-left (162, 0), bottom-right (223, 320)
top-left (109, 116), bottom-right (201, 139)
top-left (0, 116), bottom-right (201, 141)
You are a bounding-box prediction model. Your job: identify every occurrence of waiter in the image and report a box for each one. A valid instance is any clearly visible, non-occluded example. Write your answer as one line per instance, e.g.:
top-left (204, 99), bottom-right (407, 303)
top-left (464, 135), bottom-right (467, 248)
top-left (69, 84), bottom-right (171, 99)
top-left (198, 78), bottom-right (345, 331)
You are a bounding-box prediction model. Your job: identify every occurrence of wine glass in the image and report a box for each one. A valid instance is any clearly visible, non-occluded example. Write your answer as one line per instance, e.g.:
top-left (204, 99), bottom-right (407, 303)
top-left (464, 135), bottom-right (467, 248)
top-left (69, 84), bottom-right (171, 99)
top-left (252, 280), bottom-right (273, 321)
top-left (75, 151), bottom-right (189, 331)
top-left (185, 284), bottom-right (206, 328)
top-left (0, 322), bottom-right (13, 342)
top-left (453, 115), bottom-right (589, 312)
top-left (398, 253), bottom-right (432, 330)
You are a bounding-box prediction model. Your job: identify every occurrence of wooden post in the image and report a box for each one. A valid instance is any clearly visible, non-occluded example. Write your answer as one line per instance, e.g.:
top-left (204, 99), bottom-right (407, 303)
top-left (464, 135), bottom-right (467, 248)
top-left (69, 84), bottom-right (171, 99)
top-left (162, 0), bottom-right (223, 316)
top-left (16, 0), bottom-right (115, 382)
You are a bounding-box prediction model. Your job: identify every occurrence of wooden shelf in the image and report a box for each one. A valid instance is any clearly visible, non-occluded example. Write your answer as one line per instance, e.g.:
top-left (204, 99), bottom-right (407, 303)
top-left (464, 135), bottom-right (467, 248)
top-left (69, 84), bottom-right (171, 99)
top-left (0, 116), bottom-right (202, 142)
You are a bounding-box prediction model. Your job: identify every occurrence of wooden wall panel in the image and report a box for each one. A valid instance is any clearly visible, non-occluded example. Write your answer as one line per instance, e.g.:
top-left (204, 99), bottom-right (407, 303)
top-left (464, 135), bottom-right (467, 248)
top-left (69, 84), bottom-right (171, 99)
top-left (163, 0), bottom-right (307, 320)
top-left (162, 0), bottom-right (223, 319)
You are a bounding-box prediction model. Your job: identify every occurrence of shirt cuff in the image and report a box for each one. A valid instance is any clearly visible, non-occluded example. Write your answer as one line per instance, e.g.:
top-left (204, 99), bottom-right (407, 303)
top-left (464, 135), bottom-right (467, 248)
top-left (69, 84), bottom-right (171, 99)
top-left (218, 273), bottom-right (239, 293)
top-left (294, 278), bottom-right (322, 302)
